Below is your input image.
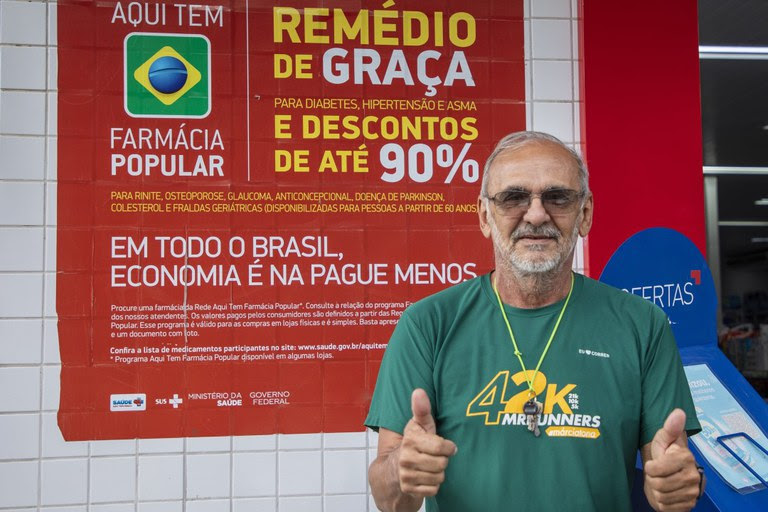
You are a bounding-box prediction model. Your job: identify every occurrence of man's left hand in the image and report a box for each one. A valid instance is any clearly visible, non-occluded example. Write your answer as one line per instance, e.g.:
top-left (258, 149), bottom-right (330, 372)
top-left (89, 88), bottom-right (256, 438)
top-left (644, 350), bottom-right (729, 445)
top-left (642, 409), bottom-right (704, 512)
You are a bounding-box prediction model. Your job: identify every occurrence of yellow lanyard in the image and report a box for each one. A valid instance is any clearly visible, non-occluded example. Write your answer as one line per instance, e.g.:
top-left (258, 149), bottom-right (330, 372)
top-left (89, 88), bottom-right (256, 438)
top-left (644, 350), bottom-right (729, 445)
top-left (492, 272), bottom-right (575, 398)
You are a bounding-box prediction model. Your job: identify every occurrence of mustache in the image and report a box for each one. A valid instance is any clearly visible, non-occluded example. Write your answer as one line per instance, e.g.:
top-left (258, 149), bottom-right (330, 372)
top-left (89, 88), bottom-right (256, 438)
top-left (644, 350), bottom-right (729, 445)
top-left (511, 224), bottom-right (562, 241)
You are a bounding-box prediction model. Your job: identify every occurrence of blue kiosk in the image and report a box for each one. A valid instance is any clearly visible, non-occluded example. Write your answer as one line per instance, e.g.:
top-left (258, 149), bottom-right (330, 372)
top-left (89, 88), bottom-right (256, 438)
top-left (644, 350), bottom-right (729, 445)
top-left (599, 228), bottom-right (768, 511)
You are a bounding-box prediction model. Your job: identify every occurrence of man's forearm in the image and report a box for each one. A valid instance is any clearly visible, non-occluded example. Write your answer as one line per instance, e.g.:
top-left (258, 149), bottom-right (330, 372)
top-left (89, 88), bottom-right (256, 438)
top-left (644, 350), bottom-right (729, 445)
top-left (368, 451), bottom-right (424, 512)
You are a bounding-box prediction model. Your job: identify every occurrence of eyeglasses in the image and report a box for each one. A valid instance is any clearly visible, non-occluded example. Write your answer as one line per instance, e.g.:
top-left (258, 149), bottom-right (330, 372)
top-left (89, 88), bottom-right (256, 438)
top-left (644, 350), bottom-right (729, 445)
top-left (484, 188), bottom-right (584, 215)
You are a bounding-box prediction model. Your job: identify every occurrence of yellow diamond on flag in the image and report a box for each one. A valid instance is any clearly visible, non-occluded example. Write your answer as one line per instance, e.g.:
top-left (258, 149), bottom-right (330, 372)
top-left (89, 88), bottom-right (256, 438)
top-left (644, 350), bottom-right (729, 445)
top-left (133, 46), bottom-right (202, 106)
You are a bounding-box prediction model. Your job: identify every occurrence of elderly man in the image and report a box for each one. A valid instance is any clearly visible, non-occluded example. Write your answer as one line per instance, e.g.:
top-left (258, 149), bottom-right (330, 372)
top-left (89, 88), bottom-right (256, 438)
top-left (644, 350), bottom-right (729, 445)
top-left (366, 131), bottom-right (704, 511)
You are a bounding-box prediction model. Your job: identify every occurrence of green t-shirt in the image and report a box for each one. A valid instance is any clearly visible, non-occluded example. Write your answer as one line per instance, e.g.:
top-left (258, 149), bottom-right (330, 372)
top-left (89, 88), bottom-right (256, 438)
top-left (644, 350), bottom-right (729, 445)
top-left (366, 273), bottom-right (700, 512)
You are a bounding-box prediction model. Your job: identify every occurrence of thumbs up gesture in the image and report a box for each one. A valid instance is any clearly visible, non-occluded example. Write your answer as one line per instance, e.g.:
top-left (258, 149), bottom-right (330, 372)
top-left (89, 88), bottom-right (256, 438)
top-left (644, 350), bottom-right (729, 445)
top-left (397, 389), bottom-right (458, 498)
top-left (643, 409), bottom-right (704, 511)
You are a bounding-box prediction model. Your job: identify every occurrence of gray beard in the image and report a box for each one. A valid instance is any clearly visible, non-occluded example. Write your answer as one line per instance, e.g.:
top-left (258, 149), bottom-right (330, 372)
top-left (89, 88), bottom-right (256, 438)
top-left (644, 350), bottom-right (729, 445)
top-left (489, 216), bottom-right (579, 277)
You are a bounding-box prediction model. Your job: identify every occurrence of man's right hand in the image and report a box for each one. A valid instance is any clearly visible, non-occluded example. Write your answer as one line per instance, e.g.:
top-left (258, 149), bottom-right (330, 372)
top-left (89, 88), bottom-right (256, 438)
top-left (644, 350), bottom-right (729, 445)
top-left (397, 388), bottom-right (458, 498)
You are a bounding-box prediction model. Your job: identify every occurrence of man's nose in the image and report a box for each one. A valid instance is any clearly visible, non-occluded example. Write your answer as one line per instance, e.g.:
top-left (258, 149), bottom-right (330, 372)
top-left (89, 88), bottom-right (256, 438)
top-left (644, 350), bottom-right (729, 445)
top-left (521, 196), bottom-right (552, 226)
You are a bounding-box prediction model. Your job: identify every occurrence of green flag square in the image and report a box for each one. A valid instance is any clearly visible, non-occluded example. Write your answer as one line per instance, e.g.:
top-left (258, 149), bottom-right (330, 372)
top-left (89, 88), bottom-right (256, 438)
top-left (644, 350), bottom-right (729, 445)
top-left (124, 33), bottom-right (211, 118)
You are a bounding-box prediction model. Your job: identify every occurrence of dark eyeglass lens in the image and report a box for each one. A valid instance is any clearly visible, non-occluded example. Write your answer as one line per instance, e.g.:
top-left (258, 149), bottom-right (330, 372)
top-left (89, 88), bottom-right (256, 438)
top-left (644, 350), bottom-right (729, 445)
top-left (493, 189), bottom-right (579, 212)
top-left (541, 190), bottom-right (575, 207)
top-left (499, 191), bottom-right (530, 208)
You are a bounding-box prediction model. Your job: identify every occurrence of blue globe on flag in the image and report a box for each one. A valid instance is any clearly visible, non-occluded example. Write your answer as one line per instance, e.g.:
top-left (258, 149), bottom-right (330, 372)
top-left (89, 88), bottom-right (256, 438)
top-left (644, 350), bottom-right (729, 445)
top-left (148, 56), bottom-right (188, 94)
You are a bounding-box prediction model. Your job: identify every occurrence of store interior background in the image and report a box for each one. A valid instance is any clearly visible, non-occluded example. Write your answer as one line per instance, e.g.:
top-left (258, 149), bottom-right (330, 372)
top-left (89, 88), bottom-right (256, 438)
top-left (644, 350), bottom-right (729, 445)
top-left (699, 0), bottom-right (768, 399)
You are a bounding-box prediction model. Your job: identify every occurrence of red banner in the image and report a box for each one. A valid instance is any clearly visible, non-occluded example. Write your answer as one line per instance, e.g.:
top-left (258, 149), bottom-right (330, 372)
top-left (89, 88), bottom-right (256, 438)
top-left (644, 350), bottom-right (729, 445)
top-left (57, 0), bottom-right (525, 440)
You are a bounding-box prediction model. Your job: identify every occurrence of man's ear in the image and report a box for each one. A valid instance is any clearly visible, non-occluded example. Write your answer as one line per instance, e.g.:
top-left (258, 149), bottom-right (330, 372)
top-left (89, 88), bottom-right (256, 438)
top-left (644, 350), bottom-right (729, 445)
top-left (478, 196), bottom-right (492, 239)
top-left (578, 192), bottom-right (594, 237)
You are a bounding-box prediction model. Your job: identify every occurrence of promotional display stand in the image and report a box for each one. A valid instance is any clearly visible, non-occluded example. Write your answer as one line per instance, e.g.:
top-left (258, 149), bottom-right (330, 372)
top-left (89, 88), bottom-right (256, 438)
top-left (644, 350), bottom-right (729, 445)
top-left (599, 228), bottom-right (768, 511)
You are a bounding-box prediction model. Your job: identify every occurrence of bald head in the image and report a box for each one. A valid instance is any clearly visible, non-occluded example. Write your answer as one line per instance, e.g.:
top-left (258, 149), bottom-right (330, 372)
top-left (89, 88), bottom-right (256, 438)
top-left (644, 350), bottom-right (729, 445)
top-left (480, 132), bottom-right (589, 198)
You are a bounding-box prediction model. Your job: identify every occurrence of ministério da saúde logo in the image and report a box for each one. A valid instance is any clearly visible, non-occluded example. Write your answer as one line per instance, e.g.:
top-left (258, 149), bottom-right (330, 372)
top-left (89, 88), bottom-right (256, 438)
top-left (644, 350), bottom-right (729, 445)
top-left (110, 393), bottom-right (147, 412)
top-left (124, 33), bottom-right (210, 118)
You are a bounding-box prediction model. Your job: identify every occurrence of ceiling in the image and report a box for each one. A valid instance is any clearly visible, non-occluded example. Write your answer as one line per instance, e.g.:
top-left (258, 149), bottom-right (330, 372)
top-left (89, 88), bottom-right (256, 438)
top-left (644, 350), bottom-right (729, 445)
top-left (699, 0), bottom-right (768, 268)
top-left (699, 0), bottom-right (768, 47)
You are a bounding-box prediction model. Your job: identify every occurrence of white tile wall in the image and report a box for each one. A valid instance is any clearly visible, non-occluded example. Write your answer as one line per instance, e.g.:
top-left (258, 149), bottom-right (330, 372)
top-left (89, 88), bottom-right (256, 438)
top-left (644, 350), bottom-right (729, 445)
top-left (138, 502), bottom-right (183, 512)
top-left (0, 135), bottom-right (47, 179)
top-left (326, 494), bottom-right (369, 511)
top-left (233, 452), bottom-right (277, 497)
top-left (138, 454), bottom-right (184, 501)
top-left (47, 47), bottom-right (58, 90)
top-left (278, 451), bottom-right (322, 495)
top-left (574, 237), bottom-right (586, 274)
top-left (43, 317), bottom-right (60, 363)
top-left (46, 182), bottom-right (57, 225)
top-left (186, 453), bottom-right (231, 499)
top-left (532, 60), bottom-right (574, 101)
top-left (280, 496), bottom-right (323, 512)
top-left (0, 45), bottom-right (47, 89)
top-left (233, 434), bottom-right (277, 451)
top-left (278, 432), bottom-right (322, 450)
top-left (531, 19), bottom-right (573, 59)
top-left (324, 431), bottom-right (367, 448)
top-left (0, 182), bottom-right (45, 224)
top-left (44, 272), bottom-right (57, 317)
top-left (0, 413), bottom-right (40, 459)
top-left (138, 437), bottom-right (185, 454)
top-left (186, 435), bottom-right (231, 452)
top-left (187, 500), bottom-right (230, 512)
top-left (532, 101), bottom-right (575, 143)
top-left (0, 1), bottom-right (47, 45)
top-left (90, 456), bottom-right (137, 503)
top-left (91, 504), bottom-right (136, 512)
top-left (47, 91), bottom-right (57, 135)
top-left (40, 458), bottom-right (88, 505)
top-left (0, 90), bottom-right (47, 134)
top-left (0, 227), bottom-right (45, 270)
top-left (47, 136), bottom-right (57, 179)
top-left (0, 460), bottom-right (38, 507)
top-left (48, 2), bottom-right (58, 46)
top-left (531, 0), bottom-right (572, 18)
top-left (0, 318), bottom-right (42, 363)
top-left (45, 226), bottom-right (57, 271)
top-left (0, 366), bottom-right (40, 411)
top-left (0, 1), bottom-right (580, 510)
top-left (323, 450), bottom-right (368, 494)
top-left (91, 439), bottom-right (137, 456)
top-left (233, 497), bottom-right (277, 512)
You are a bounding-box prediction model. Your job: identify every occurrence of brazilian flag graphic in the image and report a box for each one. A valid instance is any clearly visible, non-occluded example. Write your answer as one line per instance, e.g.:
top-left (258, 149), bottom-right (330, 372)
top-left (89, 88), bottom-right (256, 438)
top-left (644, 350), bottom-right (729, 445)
top-left (124, 33), bottom-right (210, 118)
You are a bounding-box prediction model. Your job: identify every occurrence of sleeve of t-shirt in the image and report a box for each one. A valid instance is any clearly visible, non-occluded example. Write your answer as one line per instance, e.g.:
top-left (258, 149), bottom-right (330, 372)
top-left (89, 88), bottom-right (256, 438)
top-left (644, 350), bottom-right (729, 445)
top-left (364, 309), bottom-right (437, 434)
top-left (639, 307), bottom-right (702, 446)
